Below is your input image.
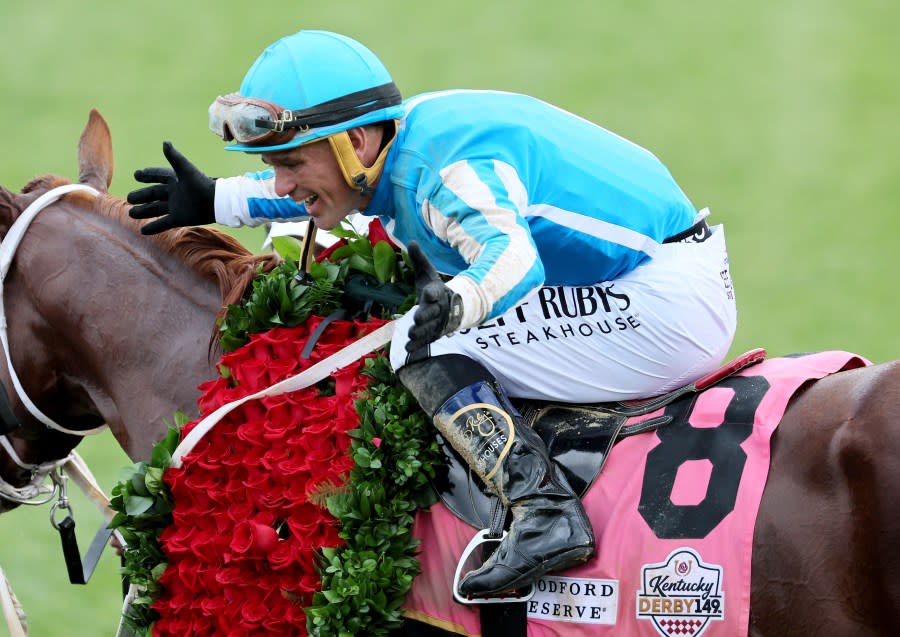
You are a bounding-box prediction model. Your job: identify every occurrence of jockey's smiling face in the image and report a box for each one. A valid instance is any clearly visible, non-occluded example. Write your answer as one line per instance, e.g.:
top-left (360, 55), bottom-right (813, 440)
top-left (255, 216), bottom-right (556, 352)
top-left (261, 126), bottom-right (381, 231)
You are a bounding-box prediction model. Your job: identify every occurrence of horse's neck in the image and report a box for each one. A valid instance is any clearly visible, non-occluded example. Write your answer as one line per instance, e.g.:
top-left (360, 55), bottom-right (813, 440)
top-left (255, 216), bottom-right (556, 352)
top-left (11, 206), bottom-right (223, 460)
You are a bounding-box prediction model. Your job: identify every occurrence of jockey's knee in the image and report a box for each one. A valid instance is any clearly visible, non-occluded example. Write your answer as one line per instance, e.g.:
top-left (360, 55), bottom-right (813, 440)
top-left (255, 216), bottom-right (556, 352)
top-left (395, 353), bottom-right (493, 416)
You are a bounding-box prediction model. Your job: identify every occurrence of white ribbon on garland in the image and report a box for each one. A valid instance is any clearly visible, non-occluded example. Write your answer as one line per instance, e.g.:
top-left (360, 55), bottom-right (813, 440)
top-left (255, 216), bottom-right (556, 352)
top-left (170, 320), bottom-right (395, 468)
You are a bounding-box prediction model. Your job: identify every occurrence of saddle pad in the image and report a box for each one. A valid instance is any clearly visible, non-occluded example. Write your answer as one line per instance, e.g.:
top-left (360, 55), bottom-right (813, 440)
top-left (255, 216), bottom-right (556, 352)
top-left (403, 351), bottom-right (869, 637)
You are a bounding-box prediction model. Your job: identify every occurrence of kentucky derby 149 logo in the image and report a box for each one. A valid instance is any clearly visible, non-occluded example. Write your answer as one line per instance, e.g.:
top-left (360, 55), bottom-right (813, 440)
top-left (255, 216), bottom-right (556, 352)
top-left (636, 548), bottom-right (724, 637)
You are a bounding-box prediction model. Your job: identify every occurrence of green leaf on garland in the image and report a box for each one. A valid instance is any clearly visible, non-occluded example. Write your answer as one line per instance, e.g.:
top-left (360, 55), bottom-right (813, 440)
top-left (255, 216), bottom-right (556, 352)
top-left (372, 240), bottom-right (396, 284)
top-left (321, 589), bottom-right (345, 604)
top-left (347, 253), bottom-right (376, 276)
top-left (271, 235), bottom-right (302, 261)
top-left (144, 466), bottom-right (165, 495)
top-left (149, 443), bottom-right (170, 468)
top-left (125, 495), bottom-right (154, 516)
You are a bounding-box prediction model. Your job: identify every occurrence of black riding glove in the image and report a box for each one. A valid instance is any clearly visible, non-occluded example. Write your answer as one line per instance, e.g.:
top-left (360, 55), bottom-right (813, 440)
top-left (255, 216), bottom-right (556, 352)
top-left (128, 141), bottom-right (216, 235)
top-left (406, 241), bottom-right (464, 353)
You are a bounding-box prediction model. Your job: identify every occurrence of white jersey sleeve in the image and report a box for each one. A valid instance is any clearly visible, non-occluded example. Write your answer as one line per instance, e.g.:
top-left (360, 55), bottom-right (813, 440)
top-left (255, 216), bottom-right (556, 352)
top-left (213, 169), bottom-right (308, 228)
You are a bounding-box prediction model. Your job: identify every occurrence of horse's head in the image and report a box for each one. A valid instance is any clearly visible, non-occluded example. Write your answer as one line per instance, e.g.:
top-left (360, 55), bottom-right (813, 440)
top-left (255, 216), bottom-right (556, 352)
top-left (0, 109), bottom-right (278, 513)
top-left (0, 109), bottom-right (115, 512)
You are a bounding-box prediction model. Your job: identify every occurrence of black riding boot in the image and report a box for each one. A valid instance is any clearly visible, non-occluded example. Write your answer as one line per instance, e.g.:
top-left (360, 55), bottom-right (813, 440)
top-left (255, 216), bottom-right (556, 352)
top-left (398, 354), bottom-right (595, 595)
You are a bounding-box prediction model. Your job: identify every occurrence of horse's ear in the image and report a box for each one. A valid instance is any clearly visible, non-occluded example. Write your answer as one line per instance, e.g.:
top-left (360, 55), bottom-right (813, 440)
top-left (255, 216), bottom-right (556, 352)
top-left (78, 109), bottom-right (114, 192)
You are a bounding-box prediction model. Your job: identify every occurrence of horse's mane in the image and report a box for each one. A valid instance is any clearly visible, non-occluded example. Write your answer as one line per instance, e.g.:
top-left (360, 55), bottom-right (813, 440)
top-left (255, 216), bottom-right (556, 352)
top-left (19, 174), bottom-right (281, 310)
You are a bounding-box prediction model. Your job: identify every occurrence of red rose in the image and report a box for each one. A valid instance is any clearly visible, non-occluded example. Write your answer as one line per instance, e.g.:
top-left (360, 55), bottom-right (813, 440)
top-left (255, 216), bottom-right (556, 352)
top-left (367, 217), bottom-right (398, 249)
top-left (252, 326), bottom-right (308, 359)
top-left (230, 520), bottom-right (279, 558)
top-left (315, 238), bottom-right (349, 263)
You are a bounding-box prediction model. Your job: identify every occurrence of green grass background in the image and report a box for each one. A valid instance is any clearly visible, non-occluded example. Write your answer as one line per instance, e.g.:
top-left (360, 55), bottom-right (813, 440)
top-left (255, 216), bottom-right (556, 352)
top-left (1, 1), bottom-right (898, 634)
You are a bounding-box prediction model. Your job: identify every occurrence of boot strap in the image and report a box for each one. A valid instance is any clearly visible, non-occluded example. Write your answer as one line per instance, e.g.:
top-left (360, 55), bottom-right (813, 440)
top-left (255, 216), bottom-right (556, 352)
top-left (487, 497), bottom-right (506, 539)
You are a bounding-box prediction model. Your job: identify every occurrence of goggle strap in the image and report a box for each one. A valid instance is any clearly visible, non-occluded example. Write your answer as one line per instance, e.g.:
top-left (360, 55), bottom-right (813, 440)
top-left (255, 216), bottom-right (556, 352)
top-left (256, 82), bottom-right (402, 132)
top-left (327, 122), bottom-right (398, 195)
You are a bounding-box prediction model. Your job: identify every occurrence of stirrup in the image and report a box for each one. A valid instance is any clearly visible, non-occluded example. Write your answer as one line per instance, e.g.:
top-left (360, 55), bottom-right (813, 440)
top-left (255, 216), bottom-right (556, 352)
top-left (452, 529), bottom-right (536, 605)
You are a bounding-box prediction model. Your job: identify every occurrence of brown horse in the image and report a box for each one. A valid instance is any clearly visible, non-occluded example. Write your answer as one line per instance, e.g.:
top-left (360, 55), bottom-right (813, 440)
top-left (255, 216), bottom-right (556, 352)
top-left (1, 110), bottom-right (899, 636)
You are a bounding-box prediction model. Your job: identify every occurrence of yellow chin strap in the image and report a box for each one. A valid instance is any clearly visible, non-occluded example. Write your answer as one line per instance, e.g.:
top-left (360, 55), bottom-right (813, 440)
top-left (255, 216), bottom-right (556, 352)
top-left (326, 120), bottom-right (398, 195)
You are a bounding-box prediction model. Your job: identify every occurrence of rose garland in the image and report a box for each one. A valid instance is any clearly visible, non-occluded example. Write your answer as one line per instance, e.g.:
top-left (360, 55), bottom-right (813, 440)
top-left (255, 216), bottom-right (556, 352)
top-left (109, 221), bottom-right (441, 636)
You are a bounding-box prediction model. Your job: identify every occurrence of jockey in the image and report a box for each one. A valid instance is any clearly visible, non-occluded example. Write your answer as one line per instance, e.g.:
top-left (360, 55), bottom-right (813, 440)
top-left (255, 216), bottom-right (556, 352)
top-left (127, 29), bottom-right (737, 596)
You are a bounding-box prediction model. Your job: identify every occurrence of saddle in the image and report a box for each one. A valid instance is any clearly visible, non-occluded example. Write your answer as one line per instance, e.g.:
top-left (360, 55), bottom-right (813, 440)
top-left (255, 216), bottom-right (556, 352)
top-left (431, 348), bottom-right (767, 536)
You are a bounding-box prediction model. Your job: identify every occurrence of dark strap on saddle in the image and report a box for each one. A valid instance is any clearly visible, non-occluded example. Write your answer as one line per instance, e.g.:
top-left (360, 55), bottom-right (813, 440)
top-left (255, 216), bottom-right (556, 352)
top-left (0, 380), bottom-right (21, 434)
top-left (663, 217), bottom-right (712, 244)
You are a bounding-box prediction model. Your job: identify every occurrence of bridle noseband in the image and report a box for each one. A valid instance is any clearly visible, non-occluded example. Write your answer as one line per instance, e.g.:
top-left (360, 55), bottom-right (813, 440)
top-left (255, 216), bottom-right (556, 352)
top-left (0, 435), bottom-right (70, 505)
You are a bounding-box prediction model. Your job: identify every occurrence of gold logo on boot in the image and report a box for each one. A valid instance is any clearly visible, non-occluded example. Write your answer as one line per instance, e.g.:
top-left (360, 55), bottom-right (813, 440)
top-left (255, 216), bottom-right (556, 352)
top-left (465, 410), bottom-right (497, 437)
top-left (446, 404), bottom-right (516, 481)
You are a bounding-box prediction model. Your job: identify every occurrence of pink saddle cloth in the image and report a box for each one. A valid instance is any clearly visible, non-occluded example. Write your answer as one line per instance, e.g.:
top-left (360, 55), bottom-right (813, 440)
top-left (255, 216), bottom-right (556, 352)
top-left (403, 351), bottom-right (868, 637)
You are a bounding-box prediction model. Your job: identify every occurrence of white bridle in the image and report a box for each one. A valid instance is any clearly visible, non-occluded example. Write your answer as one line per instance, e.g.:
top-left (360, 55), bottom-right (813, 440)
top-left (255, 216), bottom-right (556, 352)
top-left (0, 185), bottom-right (125, 636)
top-left (0, 183), bottom-right (107, 505)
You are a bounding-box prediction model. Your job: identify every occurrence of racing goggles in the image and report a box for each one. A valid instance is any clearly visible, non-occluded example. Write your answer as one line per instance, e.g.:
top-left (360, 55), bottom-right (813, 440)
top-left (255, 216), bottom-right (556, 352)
top-left (208, 82), bottom-right (402, 145)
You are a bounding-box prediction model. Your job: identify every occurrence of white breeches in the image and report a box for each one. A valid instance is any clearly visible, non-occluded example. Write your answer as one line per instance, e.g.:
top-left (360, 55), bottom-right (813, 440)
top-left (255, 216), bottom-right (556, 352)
top-left (390, 225), bottom-right (737, 404)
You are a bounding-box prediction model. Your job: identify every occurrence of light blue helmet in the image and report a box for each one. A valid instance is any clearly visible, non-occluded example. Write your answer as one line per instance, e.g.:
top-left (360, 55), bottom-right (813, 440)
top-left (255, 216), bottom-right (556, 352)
top-left (223, 30), bottom-right (403, 154)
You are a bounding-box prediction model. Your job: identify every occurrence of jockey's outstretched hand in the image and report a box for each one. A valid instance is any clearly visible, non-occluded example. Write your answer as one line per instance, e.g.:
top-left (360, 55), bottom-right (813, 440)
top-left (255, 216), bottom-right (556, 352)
top-left (406, 241), bottom-right (464, 352)
top-left (128, 142), bottom-right (216, 235)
